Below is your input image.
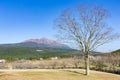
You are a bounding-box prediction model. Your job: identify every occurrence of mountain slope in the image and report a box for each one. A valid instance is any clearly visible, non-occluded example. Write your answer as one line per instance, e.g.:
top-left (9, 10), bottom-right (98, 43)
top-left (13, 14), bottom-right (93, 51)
top-left (0, 38), bottom-right (70, 49)
top-left (21, 38), bottom-right (70, 49)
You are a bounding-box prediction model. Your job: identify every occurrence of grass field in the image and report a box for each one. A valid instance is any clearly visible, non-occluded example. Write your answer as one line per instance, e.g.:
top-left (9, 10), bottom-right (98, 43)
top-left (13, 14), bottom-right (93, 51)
top-left (0, 69), bottom-right (120, 80)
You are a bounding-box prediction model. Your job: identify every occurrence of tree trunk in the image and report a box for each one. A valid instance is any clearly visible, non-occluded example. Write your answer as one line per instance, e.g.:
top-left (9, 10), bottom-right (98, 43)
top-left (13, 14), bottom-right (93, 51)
top-left (85, 53), bottom-right (90, 75)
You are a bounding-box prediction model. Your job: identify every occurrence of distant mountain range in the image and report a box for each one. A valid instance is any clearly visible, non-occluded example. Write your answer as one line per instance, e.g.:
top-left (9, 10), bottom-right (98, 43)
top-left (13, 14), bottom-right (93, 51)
top-left (0, 38), bottom-right (70, 49)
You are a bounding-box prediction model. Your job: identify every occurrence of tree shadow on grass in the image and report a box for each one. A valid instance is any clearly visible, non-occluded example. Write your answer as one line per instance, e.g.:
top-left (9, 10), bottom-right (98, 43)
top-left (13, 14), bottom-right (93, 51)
top-left (64, 70), bottom-right (86, 76)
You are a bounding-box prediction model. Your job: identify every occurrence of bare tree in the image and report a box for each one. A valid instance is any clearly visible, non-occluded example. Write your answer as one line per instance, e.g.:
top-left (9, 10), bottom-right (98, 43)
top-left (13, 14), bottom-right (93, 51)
top-left (55, 5), bottom-right (119, 75)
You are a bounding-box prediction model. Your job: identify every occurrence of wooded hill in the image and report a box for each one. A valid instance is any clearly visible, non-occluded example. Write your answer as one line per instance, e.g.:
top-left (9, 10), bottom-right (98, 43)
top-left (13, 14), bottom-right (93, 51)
top-left (0, 46), bottom-right (81, 61)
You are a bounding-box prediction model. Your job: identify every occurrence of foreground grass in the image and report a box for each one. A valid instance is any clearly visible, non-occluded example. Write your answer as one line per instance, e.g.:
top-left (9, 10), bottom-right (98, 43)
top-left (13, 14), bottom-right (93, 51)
top-left (0, 69), bottom-right (120, 80)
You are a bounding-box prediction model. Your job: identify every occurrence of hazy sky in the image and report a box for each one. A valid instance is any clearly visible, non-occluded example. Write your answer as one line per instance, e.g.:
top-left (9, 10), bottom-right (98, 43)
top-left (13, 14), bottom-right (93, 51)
top-left (0, 0), bottom-right (120, 52)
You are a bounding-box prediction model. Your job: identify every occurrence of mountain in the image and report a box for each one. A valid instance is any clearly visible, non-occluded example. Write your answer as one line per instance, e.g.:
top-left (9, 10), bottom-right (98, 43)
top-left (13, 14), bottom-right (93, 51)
top-left (0, 38), bottom-right (70, 49)
top-left (22, 38), bottom-right (70, 49)
top-left (0, 38), bottom-right (81, 60)
top-left (0, 38), bottom-right (101, 60)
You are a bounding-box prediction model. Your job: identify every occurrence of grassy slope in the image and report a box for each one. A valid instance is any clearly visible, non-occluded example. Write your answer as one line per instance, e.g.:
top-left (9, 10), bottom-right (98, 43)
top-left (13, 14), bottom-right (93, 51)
top-left (0, 69), bottom-right (120, 80)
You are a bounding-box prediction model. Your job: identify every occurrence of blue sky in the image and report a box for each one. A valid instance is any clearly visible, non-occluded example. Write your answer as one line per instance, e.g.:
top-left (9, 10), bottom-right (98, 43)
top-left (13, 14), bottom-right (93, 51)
top-left (0, 0), bottom-right (120, 52)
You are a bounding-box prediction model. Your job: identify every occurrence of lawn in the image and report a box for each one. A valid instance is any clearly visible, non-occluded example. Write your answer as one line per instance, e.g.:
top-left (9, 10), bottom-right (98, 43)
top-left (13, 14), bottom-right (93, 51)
top-left (0, 69), bottom-right (120, 80)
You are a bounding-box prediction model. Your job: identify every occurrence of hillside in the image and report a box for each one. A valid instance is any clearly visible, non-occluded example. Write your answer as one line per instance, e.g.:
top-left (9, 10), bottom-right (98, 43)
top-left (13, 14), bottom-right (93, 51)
top-left (105, 49), bottom-right (120, 56)
top-left (0, 46), bottom-right (81, 60)
top-left (112, 49), bottom-right (120, 54)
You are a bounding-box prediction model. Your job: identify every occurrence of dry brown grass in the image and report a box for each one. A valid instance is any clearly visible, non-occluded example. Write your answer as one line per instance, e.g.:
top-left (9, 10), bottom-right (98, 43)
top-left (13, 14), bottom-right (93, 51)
top-left (0, 69), bottom-right (120, 80)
